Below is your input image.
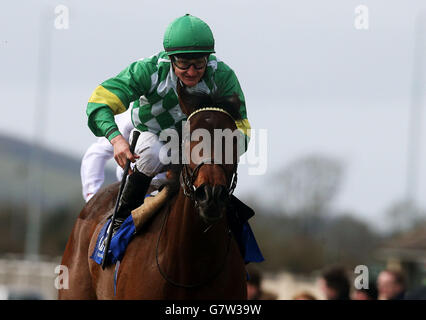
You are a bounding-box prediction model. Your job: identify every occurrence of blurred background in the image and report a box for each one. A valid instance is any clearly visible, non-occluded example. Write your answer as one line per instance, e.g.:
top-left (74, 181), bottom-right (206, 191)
top-left (0, 0), bottom-right (425, 299)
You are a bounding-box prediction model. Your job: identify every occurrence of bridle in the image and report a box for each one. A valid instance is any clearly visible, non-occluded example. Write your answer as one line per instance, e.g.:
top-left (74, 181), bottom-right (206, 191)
top-left (156, 107), bottom-right (238, 288)
top-left (180, 107), bottom-right (239, 207)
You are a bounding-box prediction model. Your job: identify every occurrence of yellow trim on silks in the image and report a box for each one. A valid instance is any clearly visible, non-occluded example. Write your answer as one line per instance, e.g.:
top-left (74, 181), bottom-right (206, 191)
top-left (88, 85), bottom-right (127, 115)
top-left (235, 119), bottom-right (251, 138)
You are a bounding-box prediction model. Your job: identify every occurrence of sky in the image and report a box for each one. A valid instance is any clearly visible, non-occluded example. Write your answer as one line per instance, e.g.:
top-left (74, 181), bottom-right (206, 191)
top-left (1, 0), bottom-right (426, 232)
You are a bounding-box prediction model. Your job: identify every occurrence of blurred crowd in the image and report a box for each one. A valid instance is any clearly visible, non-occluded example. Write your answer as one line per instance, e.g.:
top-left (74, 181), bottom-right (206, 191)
top-left (246, 265), bottom-right (426, 300)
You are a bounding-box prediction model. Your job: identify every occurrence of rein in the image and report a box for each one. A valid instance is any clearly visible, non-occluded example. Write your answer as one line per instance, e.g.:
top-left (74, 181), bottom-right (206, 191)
top-left (155, 107), bottom-right (238, 288)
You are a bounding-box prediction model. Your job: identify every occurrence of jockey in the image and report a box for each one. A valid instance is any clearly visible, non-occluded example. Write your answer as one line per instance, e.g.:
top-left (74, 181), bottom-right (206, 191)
top-left (86, 14), bottom-right (251, 235)
top-left (80, 108), bottom-right (166, 202)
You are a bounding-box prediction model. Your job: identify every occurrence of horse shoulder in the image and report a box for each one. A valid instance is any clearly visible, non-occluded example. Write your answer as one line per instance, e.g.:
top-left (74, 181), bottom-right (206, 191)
top-left (59, 183), bottom-right (119, 299)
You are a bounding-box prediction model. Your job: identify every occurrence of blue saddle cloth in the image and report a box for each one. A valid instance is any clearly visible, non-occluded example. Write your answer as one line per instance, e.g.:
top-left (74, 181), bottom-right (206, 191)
top-left (241, 222), bottom-right (264, 264)
top-left (90, 214), bottom-right (136, 265)
top-left (91, 202), bottom-right (264, 266)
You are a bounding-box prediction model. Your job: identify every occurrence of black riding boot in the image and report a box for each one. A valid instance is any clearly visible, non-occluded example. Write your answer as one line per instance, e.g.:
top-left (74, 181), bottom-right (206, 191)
top-left (112, 169), bottom-right (152, 235)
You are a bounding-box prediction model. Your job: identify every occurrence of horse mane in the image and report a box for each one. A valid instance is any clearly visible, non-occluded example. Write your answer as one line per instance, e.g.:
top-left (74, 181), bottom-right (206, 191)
top-left (178, 82), bottom-right (243, 121)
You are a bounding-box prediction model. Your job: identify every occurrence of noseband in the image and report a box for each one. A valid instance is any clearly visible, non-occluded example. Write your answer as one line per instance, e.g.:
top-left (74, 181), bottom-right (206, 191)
top-left (180, 107), bottom-right (238, 206)
top-left (181, 159), bottom-right (238, 207)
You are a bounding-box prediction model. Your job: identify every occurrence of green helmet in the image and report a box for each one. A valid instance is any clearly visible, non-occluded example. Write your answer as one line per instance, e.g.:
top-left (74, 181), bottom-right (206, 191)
top-left (163, 14), bottom-right (215, 56)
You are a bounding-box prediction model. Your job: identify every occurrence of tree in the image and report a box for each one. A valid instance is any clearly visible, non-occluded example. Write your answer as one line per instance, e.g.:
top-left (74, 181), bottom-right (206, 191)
top-left (276, 154), bottom-right (344, 216)
top-left (385, 199), bottom-right (426, 235)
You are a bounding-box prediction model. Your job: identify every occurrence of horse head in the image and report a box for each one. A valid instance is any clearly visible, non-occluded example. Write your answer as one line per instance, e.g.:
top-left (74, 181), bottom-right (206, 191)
top-left (176, 80), bottom-right (242, 224)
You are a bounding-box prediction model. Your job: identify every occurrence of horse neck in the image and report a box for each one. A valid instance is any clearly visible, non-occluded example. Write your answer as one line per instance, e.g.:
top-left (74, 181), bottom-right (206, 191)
top-left (165, 187), bottom-right (230, 262)
top-left (154, 186), bottom-right (237, 291)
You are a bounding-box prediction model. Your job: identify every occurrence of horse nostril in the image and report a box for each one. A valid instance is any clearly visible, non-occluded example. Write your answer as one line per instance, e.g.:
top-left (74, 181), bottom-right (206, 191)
top-left (195, 184), bottom-right (211, 203)
top-left (212, 185), bottom-right (229, 204)
top-left (195, 185), bottom-right (229, 208)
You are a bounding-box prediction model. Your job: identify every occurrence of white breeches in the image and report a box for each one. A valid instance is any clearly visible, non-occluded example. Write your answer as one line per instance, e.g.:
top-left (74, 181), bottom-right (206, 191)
top-left (129, 129), bottom-right (169, 177)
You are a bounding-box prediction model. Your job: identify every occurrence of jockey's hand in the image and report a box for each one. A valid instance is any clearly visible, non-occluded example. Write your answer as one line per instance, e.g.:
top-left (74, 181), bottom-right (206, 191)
top-left (110, 134), bottom-right (139, 169)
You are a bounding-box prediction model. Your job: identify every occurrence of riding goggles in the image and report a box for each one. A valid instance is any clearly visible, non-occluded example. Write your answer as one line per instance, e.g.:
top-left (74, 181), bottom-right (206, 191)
top-left (172, 56), bottom-right (208, 70)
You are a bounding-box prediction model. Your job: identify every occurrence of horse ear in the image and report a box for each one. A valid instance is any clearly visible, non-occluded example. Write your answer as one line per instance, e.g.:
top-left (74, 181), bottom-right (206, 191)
top-left (176, 79), bottom-right (194, 116)
top-left (216, 92), bottom-right (242, 120)
top-left (225, 93), bottom-right (241, 118)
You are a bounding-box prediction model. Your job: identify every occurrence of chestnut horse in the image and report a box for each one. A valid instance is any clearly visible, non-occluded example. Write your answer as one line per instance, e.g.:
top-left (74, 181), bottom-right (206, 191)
top-left (58, 82), bottom-right (247, 299)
